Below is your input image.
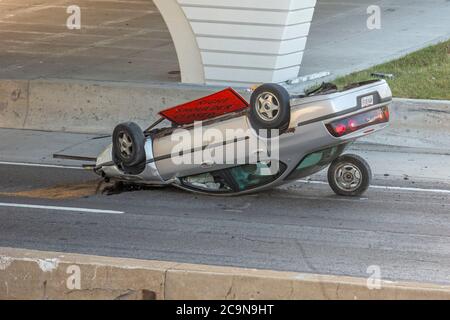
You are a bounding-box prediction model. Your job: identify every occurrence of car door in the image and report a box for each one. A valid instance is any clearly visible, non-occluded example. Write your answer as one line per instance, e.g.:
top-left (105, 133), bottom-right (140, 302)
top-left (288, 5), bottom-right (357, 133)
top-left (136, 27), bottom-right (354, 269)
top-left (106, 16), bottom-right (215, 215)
top-left (152, 115), bottom-right (251, 181)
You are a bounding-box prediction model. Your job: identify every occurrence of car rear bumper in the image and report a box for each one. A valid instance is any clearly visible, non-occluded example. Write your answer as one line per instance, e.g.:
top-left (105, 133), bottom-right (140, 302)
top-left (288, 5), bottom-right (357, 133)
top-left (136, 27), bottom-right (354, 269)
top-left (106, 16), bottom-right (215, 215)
top-left (289, 79), bottom-right (392, 129)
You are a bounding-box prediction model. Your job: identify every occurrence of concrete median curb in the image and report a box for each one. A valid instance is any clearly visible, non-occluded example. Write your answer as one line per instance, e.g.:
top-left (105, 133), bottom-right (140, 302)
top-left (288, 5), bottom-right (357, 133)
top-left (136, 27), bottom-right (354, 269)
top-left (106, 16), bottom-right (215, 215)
top-left (1, 247), bottom-right (450, 300)
top-left (1, 78), bottom-right (449, 150)
top-left (360, 98), bottom-right (450, 151)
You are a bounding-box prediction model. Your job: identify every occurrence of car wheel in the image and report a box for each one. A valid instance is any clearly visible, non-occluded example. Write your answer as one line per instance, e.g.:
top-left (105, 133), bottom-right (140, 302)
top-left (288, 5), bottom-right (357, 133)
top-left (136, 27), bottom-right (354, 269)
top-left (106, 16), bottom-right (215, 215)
top-left (249, 83), bottom-right (291, 134)
top-left (327, 154), bottom-right (372, 197)
top-left (112, 122), bottom-right (146, 168)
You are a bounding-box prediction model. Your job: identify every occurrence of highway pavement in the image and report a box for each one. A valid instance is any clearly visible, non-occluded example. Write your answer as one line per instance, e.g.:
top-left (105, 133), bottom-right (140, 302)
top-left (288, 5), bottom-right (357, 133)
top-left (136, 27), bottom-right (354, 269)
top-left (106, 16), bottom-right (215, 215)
top-left (1, 159), bottom-right (450, 285)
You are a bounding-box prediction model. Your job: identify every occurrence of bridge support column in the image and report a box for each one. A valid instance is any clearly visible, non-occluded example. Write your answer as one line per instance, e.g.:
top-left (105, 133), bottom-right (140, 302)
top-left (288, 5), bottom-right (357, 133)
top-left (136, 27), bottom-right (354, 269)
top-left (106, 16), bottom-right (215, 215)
top-left (154, 0), bottom-right (317, 86)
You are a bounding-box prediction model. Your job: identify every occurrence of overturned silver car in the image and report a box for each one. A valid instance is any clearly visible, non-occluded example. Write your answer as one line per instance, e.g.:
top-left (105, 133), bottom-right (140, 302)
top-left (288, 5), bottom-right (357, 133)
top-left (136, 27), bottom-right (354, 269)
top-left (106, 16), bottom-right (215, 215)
top-left (94, 80), bottom-right (392, 196)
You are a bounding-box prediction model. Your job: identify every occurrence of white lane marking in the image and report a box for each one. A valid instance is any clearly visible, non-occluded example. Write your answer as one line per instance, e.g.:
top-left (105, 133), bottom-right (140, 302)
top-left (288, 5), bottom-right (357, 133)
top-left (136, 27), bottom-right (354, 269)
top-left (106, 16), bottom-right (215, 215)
top-left (0, 202), bottom-right (123, 215)
top-left (370, 185), bottom-right (450, 194)
top-left (0, 161), bottom-right (85, 170)
top-left (296, 180), bottom-right (450, 194)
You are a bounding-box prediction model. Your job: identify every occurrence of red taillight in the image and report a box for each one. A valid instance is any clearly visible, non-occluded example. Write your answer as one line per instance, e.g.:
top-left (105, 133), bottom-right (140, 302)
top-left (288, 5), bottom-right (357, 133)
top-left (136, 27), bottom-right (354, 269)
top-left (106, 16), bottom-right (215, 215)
top-left (326, 107), bottom-right (389, 137)
top-left (383, 108), bottom-right (390, 120)
top-left (335, 123), bottom-right (347, 135)
top-left (159, 88), bottom-right (248, 125)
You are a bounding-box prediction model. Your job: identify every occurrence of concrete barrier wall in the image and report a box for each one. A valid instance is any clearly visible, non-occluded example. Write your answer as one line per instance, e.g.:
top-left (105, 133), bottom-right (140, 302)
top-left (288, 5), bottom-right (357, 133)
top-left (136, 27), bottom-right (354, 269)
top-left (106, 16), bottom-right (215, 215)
top-left (1, 79), bottom-right (449, 151)
top-left (0, 79), bottom-right (231, 134)
top-left (2, 247), bottom-right (450, 300)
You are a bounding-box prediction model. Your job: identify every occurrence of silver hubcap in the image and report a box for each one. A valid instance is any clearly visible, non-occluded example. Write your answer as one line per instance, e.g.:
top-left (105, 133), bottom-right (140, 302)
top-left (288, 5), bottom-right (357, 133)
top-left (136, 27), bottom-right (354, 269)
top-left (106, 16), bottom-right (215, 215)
top-left (255, 92), bottom-right (280, 121)
top-left (334, 163), bottom-right (362, 191)
top-left (118, 132), bottom-right (133, 158)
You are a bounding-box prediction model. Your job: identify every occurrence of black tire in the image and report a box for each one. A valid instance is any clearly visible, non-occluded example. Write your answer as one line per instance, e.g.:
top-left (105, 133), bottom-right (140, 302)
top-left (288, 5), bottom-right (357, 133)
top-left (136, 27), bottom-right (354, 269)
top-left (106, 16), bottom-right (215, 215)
top-left (112, 122), bottom-right (146, 168)
top-left (327, 154), bottom-right (372, 197)
top-left (249, 83), bottom-right (291, 134)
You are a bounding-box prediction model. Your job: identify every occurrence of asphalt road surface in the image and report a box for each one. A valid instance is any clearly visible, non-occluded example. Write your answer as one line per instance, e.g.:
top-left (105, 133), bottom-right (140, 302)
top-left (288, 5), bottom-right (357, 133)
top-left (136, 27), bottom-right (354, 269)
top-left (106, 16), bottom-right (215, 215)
top-left (1, 162), bottom-right (450, 285)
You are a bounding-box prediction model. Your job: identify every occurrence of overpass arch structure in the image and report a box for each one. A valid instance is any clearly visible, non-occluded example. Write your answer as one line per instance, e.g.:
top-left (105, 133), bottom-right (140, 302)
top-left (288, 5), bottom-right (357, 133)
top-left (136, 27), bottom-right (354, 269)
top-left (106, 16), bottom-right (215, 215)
top-left (154, 0), bottom-right (317, 86)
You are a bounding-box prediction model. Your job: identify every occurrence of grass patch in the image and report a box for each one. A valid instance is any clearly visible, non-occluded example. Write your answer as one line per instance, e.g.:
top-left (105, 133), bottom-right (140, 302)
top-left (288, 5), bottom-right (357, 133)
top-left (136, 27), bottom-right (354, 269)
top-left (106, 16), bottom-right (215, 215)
top-left (334, 40), bottom-right (450, 100)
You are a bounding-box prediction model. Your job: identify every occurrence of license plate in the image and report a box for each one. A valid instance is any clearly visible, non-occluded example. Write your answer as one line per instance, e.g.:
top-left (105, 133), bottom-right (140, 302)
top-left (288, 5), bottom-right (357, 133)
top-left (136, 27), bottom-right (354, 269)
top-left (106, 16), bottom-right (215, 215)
top-left (361, 95), bottom-right (374, 108)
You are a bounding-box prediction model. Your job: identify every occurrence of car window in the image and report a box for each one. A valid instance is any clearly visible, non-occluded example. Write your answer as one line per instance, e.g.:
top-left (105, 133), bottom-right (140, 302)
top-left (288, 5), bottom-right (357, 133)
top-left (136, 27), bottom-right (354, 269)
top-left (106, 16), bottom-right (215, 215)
top-left (182, 172), bottom-right (233, 193)
top-left (285, 145), bottom-right (346, 181)
top-left (180, 161), bottom-right (286, 193)
top-left (228, 162), bottom-right (286, 192)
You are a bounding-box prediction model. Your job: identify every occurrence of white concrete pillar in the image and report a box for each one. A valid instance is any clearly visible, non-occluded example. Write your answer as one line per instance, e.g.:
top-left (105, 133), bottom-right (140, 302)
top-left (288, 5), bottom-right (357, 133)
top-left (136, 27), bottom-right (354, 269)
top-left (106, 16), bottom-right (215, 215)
top-left (154, 0), bottom-right (317, 86)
